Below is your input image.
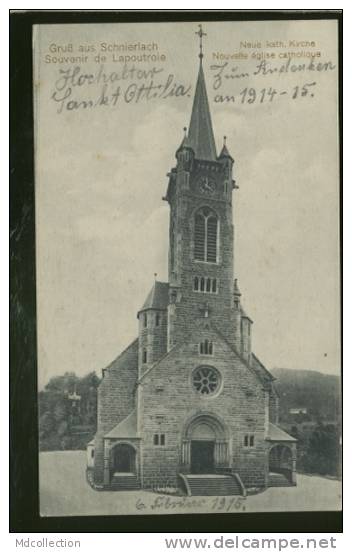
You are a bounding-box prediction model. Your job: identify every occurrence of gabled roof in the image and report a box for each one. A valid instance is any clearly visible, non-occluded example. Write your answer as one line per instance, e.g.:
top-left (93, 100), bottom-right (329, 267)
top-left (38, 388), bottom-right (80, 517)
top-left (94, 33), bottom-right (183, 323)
top-left (218, 143), bottom-right (233, 160)
top-left (138, 319), bottom-right (273, 388)
top-left (139, 281), bottom-right (169, 313)
top-left (102, 338), bottom-right (139, 374)
top-left (177, 133), bottom-right (193, 152)
top-left (266, 423), bottom-right (297, 442)
top-left (188, 62), bottom-right (217, 161)
top-left (251, 353), bottom-right (275, 383)
top-left (240, 306), bottom-right (253, 322)
top-left (104, 409), bottom-right (139, 439)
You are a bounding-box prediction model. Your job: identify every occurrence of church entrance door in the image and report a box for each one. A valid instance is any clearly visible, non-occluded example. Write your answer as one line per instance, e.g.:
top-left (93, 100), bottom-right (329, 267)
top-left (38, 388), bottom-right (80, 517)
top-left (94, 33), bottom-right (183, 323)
top-left (112, 443), bottom-right (136, 473)
top-left (191, 440), bottom-right (215, 474)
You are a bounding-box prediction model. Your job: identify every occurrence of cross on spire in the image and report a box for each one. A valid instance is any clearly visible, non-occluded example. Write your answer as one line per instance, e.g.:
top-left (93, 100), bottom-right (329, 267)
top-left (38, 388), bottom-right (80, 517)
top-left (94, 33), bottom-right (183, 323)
top-left (195, 24), bottom-right (207, 61)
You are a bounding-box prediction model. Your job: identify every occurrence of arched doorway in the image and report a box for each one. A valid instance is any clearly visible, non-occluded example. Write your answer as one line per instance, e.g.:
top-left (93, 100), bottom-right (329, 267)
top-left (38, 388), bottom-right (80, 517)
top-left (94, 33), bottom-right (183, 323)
top-left (191, 422), bottom-right (216, 474)
top-left (182, 413), bottom-right (229, 474)
top-left (111, 443), bottom-right (136, 474)
top-left (269, 444), bottom-right (293, 483)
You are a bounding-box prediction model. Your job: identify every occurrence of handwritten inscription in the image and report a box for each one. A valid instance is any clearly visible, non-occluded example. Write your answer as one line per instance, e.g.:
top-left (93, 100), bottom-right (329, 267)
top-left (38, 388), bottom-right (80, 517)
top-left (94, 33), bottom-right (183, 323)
top-left (135, 494), bottom-right (246, 513)
top-left (214, 82), bottom-right (317, 104)
top-left (49, 55), bottom-right (336, 114)
top-left (211, 59), bottom-right (336, 90)
top-left (51, 65), bottom-right (191, 113)
top-left (210, 58), bottom-right (335, 106)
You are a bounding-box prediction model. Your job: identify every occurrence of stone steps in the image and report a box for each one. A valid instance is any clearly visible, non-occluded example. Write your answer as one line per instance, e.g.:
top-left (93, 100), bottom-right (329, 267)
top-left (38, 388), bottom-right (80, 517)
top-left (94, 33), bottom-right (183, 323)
top-left (184, 475), bottom-right (242, 496)
top-left (268, 473), bottom-right (293, 487)
top-left (110, 473), bottom-right (140, 490)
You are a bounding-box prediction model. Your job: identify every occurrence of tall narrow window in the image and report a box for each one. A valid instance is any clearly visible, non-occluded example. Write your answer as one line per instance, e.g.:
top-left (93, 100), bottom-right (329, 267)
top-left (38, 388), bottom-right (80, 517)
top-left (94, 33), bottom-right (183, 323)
top-left (200, 340), bottom-right (213, 355)
top-left (142, 349), bottom-right (147, 364)
top-left (207, 215), bottom-right (218, 262)
top-left (156, 313), bottom-right (160, 327)
top-left (194, 212), bottom-right (206, 260)
top-left (194, 207), bottom-right (218, 263)
top-left (143, 313), bottom-right (147, 328)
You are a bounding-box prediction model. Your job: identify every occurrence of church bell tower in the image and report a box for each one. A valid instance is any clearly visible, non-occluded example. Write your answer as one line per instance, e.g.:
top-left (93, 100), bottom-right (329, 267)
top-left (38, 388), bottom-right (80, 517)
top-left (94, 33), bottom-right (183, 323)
top-left (164, 25), bottom-right (238, 351)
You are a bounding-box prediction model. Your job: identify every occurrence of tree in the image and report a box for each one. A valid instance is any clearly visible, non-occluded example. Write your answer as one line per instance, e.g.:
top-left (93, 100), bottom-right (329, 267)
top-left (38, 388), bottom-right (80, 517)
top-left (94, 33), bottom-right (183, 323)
top-left (38, 371), bottom-right (101, 451)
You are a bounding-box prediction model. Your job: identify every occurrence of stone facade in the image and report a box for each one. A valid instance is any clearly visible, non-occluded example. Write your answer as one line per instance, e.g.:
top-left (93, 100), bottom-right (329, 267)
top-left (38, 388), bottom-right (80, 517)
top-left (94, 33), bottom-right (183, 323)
top-left (90, 53), bottom-right (297, 493)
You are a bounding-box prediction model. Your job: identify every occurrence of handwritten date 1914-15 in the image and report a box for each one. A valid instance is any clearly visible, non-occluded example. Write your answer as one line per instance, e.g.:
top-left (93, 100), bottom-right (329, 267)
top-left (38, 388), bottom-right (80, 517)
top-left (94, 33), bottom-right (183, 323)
top-left (214, 82), bottom-right (317, 104)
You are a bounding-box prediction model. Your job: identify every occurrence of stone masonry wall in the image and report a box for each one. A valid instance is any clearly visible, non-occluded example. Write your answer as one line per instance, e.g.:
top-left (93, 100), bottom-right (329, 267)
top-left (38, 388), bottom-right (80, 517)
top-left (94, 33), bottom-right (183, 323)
top-left (139, 327), bottom-right (267, 489)
top-left (168, 158), bottom-right (240, 350)
top-left (94, 339), bottom-right (138, 484)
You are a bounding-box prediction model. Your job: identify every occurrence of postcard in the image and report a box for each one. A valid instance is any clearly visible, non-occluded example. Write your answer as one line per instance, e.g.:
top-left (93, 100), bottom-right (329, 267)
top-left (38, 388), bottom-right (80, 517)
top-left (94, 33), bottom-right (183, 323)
top-left (33, 19), bottom-right (341, 517)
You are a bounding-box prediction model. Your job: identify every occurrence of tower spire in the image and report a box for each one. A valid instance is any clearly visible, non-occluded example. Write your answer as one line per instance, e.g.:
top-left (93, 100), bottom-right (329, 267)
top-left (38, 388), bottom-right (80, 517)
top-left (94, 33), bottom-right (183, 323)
top-left (188, 24), bottom-right (217, 161)
top-left (195, 23), bottom-right (207, 62)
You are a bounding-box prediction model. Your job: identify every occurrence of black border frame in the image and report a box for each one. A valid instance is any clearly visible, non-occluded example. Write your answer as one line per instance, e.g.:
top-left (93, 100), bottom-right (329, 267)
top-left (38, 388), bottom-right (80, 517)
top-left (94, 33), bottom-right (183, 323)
top-left (9, 9), bottom-right (343, 533)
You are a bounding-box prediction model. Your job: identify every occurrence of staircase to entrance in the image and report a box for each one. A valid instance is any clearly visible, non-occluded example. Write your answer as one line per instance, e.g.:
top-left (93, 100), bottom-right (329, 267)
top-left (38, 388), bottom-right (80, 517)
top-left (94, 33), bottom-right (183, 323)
top-left (110, 473), bottom-right (140, 490)
top-left (268, 472), bottom-right (293, 487)
top-left (179, 473), bottom-right (245, 496)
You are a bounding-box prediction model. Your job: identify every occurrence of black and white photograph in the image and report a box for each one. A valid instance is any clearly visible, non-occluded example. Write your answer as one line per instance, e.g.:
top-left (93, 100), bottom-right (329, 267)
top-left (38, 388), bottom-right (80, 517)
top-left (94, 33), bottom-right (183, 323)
top-left (20, 15), bottom-right (342, 520)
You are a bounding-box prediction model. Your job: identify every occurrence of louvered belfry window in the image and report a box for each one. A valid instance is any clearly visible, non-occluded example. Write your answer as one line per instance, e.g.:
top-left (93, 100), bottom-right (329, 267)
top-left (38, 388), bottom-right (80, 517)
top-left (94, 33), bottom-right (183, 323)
top-left (194, 207), bottom-right (218, 263)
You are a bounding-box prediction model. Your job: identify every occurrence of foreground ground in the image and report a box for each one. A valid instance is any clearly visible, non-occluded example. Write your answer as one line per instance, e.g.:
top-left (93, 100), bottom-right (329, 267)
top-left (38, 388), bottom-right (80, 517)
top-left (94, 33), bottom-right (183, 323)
top-left (39, 451), bottom-right (341, 517)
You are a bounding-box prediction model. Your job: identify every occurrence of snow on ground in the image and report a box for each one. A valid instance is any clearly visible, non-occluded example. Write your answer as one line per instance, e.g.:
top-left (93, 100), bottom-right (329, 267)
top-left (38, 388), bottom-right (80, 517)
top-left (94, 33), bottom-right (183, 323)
top-left (39, 451), bottom-right (341, 517)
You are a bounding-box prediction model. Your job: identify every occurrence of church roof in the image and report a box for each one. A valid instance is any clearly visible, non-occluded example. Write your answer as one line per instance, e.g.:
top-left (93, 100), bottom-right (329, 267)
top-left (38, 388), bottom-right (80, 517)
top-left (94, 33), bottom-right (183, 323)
top-left (188, 62), bottom-right (217, 161)
top-left (138, 320), bottom-right (274, 388)
top-left (251, 353), bottom-right (275, 382)
top-left (266, 423), bottom-right (297, 442)
top-left (104, 409), bottom-right (139, 439)
top-left (218, 143), bottom-right (233, 160)
top-left (139, 281), bottom-right (169, 312)
top-left (240, 306), bottom-right (253, 322)
top-left (177, 132), bottom-right (193, 152)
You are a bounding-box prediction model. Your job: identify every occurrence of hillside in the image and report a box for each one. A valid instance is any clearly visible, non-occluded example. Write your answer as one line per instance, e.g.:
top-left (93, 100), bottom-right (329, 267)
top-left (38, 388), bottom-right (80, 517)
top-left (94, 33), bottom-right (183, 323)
top-left (271, 368), bottom-right (341, 424)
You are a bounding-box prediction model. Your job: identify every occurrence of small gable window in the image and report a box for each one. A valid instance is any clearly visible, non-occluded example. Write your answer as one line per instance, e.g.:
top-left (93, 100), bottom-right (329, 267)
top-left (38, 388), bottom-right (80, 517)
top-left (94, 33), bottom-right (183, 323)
top-left (200, 339), bottom-right (213, 355)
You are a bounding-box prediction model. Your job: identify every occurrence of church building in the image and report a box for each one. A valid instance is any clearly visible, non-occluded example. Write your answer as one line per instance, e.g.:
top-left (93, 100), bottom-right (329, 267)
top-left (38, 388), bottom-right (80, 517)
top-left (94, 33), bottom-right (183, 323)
top-left (88, 28), bottom-right (297, 495)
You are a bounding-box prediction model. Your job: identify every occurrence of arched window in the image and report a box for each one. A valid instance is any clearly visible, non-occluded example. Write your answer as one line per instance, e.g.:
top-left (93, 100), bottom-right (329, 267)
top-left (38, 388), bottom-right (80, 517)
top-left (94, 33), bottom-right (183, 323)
top-left (194, 207), bottom-right (218, 263)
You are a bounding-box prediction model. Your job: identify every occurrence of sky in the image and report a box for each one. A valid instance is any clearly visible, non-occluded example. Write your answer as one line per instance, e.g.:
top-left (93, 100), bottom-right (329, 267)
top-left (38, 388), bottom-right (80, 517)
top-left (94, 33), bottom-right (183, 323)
top-left (34, 20), bottom-right (340, 389)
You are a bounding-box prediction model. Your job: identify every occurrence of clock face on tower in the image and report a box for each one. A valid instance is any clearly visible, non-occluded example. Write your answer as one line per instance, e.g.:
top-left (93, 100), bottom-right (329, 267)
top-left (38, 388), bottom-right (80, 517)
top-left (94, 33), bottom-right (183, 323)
top-left (198, 176), bottom-right (216, 195)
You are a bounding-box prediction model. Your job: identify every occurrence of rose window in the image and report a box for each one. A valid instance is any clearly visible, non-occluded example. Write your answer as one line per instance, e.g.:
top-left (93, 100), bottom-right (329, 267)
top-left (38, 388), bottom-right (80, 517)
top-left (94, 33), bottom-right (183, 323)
top-left (192, 366), bottom-right (220, 395)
